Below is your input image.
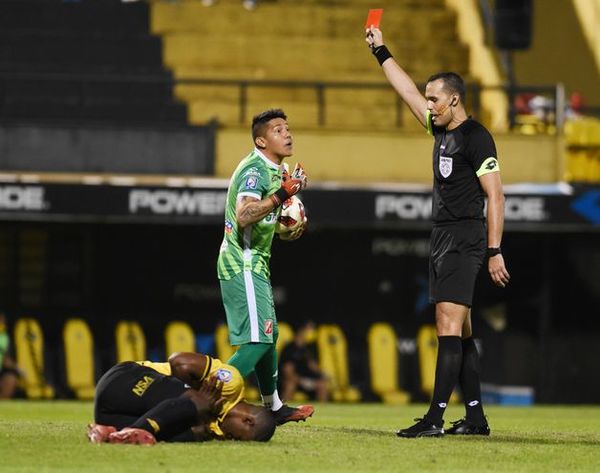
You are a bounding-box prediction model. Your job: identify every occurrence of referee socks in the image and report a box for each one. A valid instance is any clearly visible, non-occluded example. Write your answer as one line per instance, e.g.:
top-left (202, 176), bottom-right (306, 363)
top-left (425, 336), bottom-right (463, 425)
top-left (459, 337), bottom-right (486, 425)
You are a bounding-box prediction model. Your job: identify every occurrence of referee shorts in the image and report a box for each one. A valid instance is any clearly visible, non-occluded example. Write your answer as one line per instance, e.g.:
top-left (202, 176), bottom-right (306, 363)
top-left (429, 220), bottom-right (486, 307)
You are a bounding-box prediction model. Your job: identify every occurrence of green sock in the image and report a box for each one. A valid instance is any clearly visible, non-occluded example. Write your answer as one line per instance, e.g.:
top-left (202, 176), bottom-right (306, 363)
top-left (227, 343), bottom-right (271, 377)
top-left (255, 343), bottom-right (278, 395)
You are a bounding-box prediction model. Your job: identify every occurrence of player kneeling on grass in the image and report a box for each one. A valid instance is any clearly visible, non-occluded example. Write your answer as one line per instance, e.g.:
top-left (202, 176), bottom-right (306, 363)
top-left (87, 352), bottom-right (311, 445)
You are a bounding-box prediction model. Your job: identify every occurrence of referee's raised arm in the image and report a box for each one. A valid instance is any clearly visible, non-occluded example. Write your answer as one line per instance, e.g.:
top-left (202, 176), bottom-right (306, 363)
top-left (365, 26), bottom-right (428, 127)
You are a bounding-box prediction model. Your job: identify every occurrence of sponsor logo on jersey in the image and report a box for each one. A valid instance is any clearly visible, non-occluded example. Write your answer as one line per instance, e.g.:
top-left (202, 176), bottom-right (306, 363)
top-left (468, 400), bottom-right (479, 407)
top-left (245, 176), bottom-right (258, 190)
top-left (132, 375), bottom-right (155, 397)
top-left (439, 156), bottom-right (453, 178)
top-left (216, 369), bottom-right (232, 383)
top-left (224, 219), bottom-right (234, 234)
top-left (242, 167), bottom-right (261, 178)
top-left (264, 320), bottom-right (273, 335)
top-left (437, 402), bottom-right (447, 408)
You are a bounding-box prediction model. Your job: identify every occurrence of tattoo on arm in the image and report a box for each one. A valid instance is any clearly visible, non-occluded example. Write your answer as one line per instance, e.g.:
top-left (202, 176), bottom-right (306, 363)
top-left (237, 196), bottom-right (275, 227)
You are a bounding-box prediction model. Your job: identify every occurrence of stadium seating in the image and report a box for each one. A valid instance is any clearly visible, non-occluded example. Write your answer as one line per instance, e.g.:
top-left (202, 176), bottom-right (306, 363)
top-left (115, 320), bottom-right (146, 363)
top-left (0, 0), bottom-right (186, 125)
top-left (416, 324), bottom-right (438, 398)
top-left (62, 318), bottom-right (95, 400)
top-left (164, 320), bottom-right (196, 357)
top-left (564, 117), bottom-right (600, 182)
top-left (150, 0), bottom-right (469, 131)
top-left (275, 321), bottom-right (294, 356)
top-left (214, 322), bottom-right (235, 362)
top-left (367, 322), bottom-right (410, 404)
top-left (13, 317), bottom-right (55, 399)
top-left (316, 324), bottom-right (361, 402)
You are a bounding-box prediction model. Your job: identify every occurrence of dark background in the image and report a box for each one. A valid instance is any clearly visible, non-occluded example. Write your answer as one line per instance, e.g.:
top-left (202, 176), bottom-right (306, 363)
top-left (2, 220), bottom-right (598, 403)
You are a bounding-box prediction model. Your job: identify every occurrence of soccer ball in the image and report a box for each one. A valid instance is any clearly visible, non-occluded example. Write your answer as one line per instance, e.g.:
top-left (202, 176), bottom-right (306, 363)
top-left (275, 195), bottom-right (307, 241)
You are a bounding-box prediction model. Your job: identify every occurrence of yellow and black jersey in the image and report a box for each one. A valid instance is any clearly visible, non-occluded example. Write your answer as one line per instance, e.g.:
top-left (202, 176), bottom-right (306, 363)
top-left (136, 357), bottom-right (244, 438)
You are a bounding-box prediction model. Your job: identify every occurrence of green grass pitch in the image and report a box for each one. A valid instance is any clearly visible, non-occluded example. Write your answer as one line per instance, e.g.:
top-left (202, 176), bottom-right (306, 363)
top-left (1, 401), bottom-right (599, 472)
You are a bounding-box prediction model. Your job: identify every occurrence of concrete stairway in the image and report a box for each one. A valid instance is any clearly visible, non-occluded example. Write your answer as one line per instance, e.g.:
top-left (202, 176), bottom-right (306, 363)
top-left (151, 0), bottom-right (469, 130)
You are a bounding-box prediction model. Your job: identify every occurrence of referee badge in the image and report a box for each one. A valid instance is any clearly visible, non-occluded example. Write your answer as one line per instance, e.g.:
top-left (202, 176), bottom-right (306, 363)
top-left (439, 156), bottom-right (453, 178)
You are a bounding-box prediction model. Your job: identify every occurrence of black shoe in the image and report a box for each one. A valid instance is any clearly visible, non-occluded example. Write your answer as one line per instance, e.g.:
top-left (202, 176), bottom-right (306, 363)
top-left (272, 404), bottom-right (315, 426)
top-left (446, 418), bottom-right (490, 436)
top-left (396, 417), bottom-right (444, 438)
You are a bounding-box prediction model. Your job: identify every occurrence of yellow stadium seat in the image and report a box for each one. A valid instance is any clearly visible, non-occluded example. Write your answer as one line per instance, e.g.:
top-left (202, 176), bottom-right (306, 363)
top-left (275, 321), bottom-right (294, 356)
top-left (115, 321), bottom-right (146, 363)
top-left (367, 323), bottom-right (410, 404)
top-left (165, 320), bottom-right (195, 357)
top-left (316, 324), bottom-right (361, 402)
top-left (13, 318), bottom-right (54, 399)
top-left (214, 323), bottom-right (235, 362)
top-left (63, 318), bottom-right (95, 400)
top-left (417, 324), bottom-right (460, 403)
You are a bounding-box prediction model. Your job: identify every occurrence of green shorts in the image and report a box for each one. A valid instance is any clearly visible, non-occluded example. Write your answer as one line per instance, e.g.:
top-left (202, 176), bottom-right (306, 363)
top-left (219, 271), bottom-right (277, 345)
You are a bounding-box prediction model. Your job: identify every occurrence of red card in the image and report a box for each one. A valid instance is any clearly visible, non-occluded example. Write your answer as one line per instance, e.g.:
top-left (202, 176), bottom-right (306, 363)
top-left (365, 9), bottom-right (383, 29)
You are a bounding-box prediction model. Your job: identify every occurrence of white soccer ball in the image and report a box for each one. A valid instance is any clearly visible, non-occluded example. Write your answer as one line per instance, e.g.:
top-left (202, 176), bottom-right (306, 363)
top-left (275, 195), bottom-right (307, 241)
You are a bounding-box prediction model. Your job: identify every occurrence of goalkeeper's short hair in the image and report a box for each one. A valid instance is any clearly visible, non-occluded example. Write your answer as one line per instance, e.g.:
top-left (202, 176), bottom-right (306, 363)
top-left (252, 109), bottom-right (287, 140)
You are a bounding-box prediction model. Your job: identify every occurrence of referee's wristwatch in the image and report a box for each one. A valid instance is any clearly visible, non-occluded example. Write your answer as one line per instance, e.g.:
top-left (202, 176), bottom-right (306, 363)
top-left (486, 247), bottom-right (502, 258)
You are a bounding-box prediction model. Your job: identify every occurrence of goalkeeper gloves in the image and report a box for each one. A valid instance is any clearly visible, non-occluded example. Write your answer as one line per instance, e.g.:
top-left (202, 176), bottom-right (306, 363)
top-left (270, 162), bottom-right (307, 207)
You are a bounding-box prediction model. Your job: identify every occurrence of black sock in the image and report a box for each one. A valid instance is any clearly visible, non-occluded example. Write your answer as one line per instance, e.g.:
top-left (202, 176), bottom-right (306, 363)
top-left (425, 336), bottom-right (462, 425)
top-left (459, 337), bottom-right (486, 425)
top-left (167, 429), bottom-right (197, 443)
top-left (131, 397), bottom-right (198, 441)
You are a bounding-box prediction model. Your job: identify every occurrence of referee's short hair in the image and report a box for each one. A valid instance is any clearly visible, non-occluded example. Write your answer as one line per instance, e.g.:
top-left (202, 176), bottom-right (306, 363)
top-left (427, 72), bottom-right (466, 103)
top-left (252, 108), bottom-right (287, 141)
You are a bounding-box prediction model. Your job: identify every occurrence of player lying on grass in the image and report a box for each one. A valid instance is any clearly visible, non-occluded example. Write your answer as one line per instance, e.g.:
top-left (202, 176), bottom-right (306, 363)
top-left (87, 352), bottom-right (314, 445)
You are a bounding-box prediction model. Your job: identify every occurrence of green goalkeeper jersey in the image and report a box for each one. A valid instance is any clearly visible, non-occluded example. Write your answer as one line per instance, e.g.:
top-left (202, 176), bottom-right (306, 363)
top-left (217, 149), bottom-right (283, 281)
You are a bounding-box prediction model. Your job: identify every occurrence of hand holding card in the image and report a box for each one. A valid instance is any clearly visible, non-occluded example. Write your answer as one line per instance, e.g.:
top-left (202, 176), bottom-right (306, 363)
top-left (365, 9), bottom-right (383, 29)
top-left (365, 9), bottom-right (383, 49)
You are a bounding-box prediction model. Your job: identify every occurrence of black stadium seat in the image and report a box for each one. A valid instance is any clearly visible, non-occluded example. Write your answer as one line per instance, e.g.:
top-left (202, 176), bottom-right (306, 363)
top-left (0, 0), bottom-right (187, 126)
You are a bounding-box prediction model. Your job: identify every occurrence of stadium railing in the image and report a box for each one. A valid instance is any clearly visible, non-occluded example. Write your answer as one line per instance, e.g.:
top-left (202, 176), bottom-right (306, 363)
top-left (0, 71), bottom-right (565, 132)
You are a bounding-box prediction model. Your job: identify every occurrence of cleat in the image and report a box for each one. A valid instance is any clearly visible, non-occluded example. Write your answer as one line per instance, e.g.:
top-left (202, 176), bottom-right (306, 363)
top-left (396, 417), bottom-right (444, 438)
top-left (87, 423), bottom-right (117, 444)
top-left (272, 404), bottom-right (315, 426)
top-left (446, 418), bottom-right (490, 436)
top-left (108, 428), bottom-right (157, 445)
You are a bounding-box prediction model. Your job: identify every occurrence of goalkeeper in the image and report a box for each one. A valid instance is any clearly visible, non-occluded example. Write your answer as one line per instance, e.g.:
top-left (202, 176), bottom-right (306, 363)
top-left (217, 109), bottom-right (313, 425)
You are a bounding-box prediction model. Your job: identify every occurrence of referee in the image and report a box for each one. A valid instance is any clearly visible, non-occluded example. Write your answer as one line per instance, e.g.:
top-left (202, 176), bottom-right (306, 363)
top-left (366, 27), bottom-right (510, 438)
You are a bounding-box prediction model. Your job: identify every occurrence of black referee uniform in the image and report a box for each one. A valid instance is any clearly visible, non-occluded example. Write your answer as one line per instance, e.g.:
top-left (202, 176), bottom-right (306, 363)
top-left (427, 114), bottom-right (499, 306)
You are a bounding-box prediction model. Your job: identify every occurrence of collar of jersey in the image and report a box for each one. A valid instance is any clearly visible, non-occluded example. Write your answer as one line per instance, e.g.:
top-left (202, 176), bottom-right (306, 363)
top-left (253, 148), bottom-right (282, 170)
